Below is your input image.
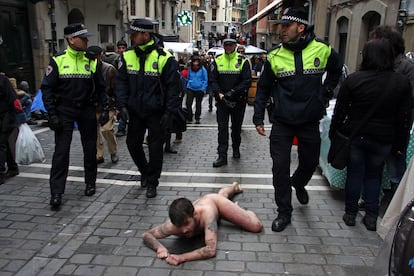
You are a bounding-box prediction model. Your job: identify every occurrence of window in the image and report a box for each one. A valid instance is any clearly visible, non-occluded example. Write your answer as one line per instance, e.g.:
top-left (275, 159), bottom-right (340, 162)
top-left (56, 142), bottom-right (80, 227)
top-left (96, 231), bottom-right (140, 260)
top-left (211, 25), bottom-right (217, 32)
top-left (212, 8), bottom-right (216, 21)
top-left (99, 25), bottom-right (116, 45)
top-left (130, 0), bottom-right (135, 16)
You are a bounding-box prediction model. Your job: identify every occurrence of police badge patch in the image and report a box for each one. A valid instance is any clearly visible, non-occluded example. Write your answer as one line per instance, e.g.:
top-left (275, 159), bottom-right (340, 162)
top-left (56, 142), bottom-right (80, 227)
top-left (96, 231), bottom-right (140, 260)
top-left (46, 65), bottom-right (53, 76)
top-left (152, 62), bottom-right (158, 70)
top-left (85, 64), bottom-right (90, 71)
top-left (314, 58), bottom-right (320, 67)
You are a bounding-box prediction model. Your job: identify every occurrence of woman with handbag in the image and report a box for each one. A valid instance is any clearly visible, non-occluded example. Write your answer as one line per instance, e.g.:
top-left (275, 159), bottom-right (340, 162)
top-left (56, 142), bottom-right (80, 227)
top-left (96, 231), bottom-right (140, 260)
top-left (329, 39), bottom-right (413, 231)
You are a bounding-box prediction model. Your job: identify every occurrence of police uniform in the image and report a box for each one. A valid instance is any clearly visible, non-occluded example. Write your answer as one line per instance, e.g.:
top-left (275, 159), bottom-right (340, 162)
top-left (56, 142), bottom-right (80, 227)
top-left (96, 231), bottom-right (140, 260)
top-left (116, 19), bottom-right (180, 198)
top-left (210, 38), bottom-right (252, 167)
top-left (41, 23), bottom-right (108, 208)
top-left (253, 8), bottom-right (342, 231)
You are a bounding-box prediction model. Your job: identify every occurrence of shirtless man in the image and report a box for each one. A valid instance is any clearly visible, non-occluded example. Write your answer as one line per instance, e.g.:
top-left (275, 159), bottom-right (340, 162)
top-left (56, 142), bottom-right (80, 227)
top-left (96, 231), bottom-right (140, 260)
top-left (142, 182), bottom-right (263, 265)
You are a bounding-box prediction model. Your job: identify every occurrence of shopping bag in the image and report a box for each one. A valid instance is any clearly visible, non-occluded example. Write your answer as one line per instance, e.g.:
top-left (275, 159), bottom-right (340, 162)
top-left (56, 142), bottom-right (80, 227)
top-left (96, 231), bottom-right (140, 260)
top-left (327, 130), bottom-right (350, 170)
top-left (15, 123), bottom-right (46, 165)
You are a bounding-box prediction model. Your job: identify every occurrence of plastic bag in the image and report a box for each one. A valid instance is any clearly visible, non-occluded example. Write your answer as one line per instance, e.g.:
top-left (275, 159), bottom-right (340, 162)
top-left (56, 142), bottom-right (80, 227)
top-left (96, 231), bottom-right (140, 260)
top-left (15, 123), bottom-right (46, 165)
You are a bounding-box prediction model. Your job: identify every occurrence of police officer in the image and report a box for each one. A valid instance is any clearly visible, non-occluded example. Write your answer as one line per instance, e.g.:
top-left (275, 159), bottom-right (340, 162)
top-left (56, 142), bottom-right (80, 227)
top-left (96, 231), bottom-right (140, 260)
top-left (116, 18), bottom-right (180, 198)
top-left (253, 8), bottom-right (342, 232)
top-left (210, 38), bottom-right (252, 167)
top-left (41, 23), bottom-right (109, 209)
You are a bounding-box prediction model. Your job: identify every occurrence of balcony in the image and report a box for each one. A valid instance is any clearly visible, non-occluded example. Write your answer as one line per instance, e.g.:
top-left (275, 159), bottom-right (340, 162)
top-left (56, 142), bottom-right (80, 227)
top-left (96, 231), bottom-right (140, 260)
top-left (210, 0), bottom-right (219, 8)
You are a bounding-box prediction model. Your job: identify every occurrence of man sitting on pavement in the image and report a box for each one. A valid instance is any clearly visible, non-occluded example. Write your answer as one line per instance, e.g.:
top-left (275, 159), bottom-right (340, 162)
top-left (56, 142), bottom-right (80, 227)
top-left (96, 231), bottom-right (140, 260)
top-left (142, 182), bottom-right (263, 265)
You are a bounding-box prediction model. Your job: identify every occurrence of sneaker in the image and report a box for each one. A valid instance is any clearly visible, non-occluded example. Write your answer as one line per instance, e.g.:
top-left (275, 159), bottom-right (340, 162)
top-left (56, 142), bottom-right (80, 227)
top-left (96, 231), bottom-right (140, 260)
top-left (111, 153), bottom-right (119, 163)
top-left (342, 213), bottom-right (356, 226)
top-left (362, 215), bottom-right (377, 231)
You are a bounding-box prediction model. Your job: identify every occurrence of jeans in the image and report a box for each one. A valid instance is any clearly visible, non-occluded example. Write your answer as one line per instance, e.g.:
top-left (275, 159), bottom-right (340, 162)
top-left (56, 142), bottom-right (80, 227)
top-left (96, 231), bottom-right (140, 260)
top-left (345, 137), bottom-right (392, 218)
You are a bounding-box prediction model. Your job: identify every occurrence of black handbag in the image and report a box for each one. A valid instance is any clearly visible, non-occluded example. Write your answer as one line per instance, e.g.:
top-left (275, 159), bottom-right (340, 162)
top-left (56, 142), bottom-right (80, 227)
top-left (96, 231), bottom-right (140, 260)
top-left (327, 130), bottom-right (351, 170)
top-left (328, 80), bottom-right (390, 170)
top-left (169, 108), bottom-right (188, 133)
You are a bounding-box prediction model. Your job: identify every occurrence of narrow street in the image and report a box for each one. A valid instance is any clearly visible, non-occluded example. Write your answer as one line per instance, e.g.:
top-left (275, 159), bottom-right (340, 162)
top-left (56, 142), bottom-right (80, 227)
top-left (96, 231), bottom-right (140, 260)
top-left (0, 99), bottom-right (384, 275)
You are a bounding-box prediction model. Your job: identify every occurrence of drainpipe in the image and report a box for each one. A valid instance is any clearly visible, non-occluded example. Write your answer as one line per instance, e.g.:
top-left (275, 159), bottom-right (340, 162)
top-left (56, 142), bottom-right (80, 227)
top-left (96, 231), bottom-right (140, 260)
top-left (325, 1), bottom-right (331, 42)
top-left (48, 0), bottom-right (57, 55)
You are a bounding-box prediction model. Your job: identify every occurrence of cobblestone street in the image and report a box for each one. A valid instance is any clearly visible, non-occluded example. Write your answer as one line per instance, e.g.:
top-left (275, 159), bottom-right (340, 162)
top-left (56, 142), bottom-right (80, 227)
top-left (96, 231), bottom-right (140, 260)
top-left (0, 100), bottom-right (385, 275)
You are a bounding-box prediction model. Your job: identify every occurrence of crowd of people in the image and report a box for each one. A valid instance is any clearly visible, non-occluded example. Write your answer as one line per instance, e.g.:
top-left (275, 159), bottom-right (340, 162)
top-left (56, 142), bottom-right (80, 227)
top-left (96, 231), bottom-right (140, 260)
top-left (1, 6), bottom-right (414, 266)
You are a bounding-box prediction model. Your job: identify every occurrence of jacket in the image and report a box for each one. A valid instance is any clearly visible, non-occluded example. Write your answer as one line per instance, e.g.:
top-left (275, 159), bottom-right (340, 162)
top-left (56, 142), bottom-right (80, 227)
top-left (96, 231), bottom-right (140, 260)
top-left (210, 51), bottom-right (251, 102)
top-left (187, 67), bottom-right (208, 92)
top-left (253, 28), bottom-right (342, 126)
top-left (0, 75), bottom-right (18, 132)
top-left (329, 70), bottom-right (413, 153)
top-left (116, 37), bottom-right (180, 116)
top-left (41, 46), bottom-right (107, 114)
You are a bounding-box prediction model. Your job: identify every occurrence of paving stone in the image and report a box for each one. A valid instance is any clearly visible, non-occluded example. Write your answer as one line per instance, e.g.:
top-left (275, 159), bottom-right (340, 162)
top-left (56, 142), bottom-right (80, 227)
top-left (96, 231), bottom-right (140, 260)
top-left (70, 254), bottom-right (94, 264)
top-left (92, 254), bottom-right (123, 265)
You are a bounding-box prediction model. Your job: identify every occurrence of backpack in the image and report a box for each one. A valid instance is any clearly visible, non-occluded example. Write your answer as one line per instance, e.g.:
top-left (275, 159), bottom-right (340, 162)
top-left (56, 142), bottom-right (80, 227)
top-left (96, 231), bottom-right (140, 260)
top-left (389, 197), bottom-right (414, 275)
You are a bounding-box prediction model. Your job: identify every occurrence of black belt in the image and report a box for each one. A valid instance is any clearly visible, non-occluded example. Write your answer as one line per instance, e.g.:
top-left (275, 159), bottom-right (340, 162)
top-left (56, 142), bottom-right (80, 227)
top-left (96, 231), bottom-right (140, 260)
top-left (58, 98), bottom-right (96, 109)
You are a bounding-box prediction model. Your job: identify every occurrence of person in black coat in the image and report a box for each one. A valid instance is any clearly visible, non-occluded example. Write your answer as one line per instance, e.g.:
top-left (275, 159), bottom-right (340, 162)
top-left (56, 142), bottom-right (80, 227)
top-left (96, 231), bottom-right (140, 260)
top-left (329, 38), bottom-right (413, 231)
top-left (0, 74), bottom-right (18, 184)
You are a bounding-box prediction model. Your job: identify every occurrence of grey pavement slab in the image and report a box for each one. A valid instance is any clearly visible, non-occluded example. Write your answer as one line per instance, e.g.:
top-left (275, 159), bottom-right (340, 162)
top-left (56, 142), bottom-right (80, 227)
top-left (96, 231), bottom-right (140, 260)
top-left (0, 98), bottom-right (387, 275)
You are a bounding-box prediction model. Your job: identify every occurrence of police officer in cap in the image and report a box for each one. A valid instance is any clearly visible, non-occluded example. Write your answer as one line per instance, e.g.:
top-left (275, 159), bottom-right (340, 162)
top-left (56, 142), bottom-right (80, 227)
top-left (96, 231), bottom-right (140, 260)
top-left (41, 23), bottom-right (109, 209)
top-left (116, 18), bottom-right (180, 198)
top-left (253, 8), bottom-right (342, 232)
top-left (210, 37), bottom-right (252, 167)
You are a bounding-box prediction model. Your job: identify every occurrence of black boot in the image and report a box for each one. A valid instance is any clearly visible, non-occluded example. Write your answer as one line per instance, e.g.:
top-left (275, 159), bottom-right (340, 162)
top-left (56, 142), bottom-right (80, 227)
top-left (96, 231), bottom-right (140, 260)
top-left (213, 156), bottom-right (227, 167)
top-left (50, 193), bottom-right (62, 209)
top-left (85, 183), bottom-right (96, 196)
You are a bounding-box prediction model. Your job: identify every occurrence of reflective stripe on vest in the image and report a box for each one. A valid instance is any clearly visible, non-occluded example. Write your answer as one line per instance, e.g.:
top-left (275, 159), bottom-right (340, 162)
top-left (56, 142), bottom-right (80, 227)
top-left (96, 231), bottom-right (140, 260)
top-left (268, 40), bottom-right (331, 78)
top-left (123, 48), bottom-right (172, 76)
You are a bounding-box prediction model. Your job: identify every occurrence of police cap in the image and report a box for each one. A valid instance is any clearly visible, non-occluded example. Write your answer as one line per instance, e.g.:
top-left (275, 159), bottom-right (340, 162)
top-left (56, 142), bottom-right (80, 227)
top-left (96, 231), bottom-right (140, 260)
top-left (126, 18), bottom-right (155, 34)
top-left (64, 23), bottom-right (93, 38)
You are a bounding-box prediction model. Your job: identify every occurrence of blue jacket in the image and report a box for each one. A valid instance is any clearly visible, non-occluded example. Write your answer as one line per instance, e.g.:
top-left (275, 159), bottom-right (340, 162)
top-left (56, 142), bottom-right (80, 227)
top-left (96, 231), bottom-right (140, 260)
top-left (187, 67), bottom-right (208, 92)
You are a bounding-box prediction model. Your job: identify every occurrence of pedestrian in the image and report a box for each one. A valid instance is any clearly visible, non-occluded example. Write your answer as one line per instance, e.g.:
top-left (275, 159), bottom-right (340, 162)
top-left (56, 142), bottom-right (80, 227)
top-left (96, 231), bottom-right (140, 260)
top-left (369, 26), bottom-right (414, 195)
top-left (210, 38), bottom-right (251, 167)
top-left (0, 74), bottom-right (19, 184)
top-left (253, 7), bottom-right (342, 232)
top-left (116, 18), bottom-right (181, 198)
top-left (330, 39), bottom-right (413, 231)
top-left (85, 45), bottom-right (119, 164)
top-left (102, 43), bottom-right (120, 68)
top-left (41, 23), bottom-right (109, 209)
top-left (185, 56), bottom-right (208, 124)
top-left (142, 182), bottom-right (263, 265)
top-left (115, 39), bottom-right (129, 137)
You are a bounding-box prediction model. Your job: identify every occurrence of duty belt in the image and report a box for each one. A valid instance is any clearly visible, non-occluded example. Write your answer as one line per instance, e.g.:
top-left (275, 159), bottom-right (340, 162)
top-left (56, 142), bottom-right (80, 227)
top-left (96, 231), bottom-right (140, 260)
top-left (58, 98), bottom-right (96, 109)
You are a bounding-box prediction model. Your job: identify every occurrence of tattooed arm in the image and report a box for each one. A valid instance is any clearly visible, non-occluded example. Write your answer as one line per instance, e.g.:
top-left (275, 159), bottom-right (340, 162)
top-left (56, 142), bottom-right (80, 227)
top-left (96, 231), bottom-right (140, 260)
top-left (165, 218), bottom-right (218, 266)
top-left (142, 221), bottom-right (176, 259)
